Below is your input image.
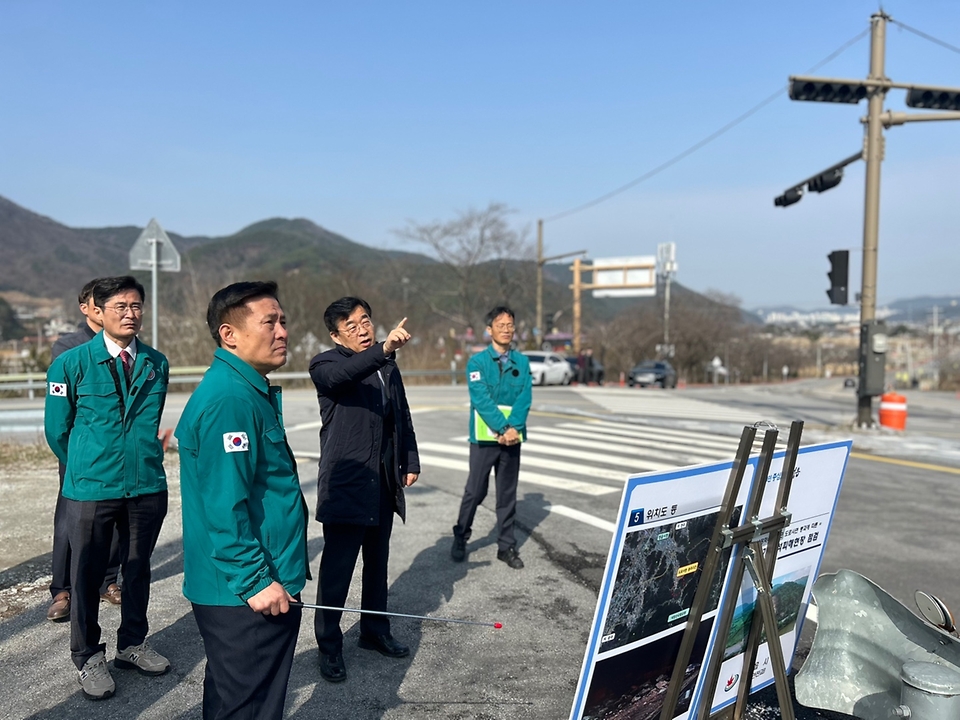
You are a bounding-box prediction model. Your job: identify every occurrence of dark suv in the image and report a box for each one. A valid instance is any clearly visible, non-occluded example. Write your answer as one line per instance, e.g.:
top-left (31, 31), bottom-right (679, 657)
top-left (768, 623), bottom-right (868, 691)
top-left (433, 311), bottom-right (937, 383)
top-left (628, 360), bottom-right (677, 388)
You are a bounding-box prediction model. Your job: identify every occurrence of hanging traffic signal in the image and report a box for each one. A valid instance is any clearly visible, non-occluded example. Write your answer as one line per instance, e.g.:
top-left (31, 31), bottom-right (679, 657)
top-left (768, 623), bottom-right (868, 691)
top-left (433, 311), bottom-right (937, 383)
top-left (789, 78), bottom-right (869, 104)
top-left (904, 85), bottom-right (960, 111)
top-left (809, 168), bottom-right (843, 193)
top-left (827, 250), bottom-right (849, 305)
top-left (774, 187), bottom-right (803, 207)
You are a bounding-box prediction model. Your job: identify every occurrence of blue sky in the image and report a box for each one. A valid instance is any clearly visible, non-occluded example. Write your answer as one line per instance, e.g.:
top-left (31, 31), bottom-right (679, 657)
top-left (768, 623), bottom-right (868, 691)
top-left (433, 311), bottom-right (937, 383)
top-left (2, 1), bottom-right (958, 309)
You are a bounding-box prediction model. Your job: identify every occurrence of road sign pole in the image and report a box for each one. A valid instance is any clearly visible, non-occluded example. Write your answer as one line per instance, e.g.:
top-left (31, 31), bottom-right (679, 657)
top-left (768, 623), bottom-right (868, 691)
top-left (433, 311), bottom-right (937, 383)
top-left (150, 237), bottom-right (159, 350)
top-left (536, 219), bottom-right (543, 346)
top-left (129, 219), bottom-right (181, 353)
top-left (858, 12), bottom-right (887, 427)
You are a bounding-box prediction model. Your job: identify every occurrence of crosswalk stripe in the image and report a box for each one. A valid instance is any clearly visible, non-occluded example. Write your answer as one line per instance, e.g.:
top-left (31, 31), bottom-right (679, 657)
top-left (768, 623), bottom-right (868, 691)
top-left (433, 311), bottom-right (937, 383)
top-left (540, 426), bottom-right (731, 461)
top-left (417, 454), bottom-right (618, 496)
top-left (446, 434), bottom-right (672, 471)
top-left (416, 442), bottom-right (628, 482)
top-left (521, 439), bottom-right (674, 472)
top-left (569, 419), bottom-right (785, 452)
top-left (547, 505), bottom-right (616, 533)
top-left (573, 387), bottom-right (771, 423)
top-left (563, 419), bottom-right (743, 448)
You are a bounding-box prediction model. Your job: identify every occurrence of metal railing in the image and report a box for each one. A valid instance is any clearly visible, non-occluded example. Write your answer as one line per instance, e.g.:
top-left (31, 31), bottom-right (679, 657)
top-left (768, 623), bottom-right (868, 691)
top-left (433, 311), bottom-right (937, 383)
top-left (0, 366), bottom-right (461, 398)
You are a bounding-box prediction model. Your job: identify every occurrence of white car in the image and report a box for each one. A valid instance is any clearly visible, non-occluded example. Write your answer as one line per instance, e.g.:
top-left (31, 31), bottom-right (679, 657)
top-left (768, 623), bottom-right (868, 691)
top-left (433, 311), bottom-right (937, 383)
top-left (523, 351), bottom-right (574, 386)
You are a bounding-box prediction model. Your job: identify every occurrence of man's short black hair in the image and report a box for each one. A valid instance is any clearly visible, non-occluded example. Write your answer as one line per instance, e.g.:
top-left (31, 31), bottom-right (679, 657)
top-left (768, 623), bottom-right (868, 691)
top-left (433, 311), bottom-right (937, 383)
top-left (93, 276), bottom-right (145, 308)
top-left (78, 278), bottom-right (102, 305)
top-left (206, 281), bottom-right (280, 347)
top-left (324, 297), bottom-right (372, 335)
top-left (485, 305), bottom-right (515, 327)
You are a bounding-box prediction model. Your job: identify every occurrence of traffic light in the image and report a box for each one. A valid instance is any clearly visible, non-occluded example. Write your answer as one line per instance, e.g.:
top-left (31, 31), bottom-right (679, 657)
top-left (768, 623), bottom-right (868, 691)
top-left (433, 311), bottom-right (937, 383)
top-left (827, 250), bottom-right (849, 305)
top-left (809, 168), bottom-right (843, 193)
top-left (905, 85), bottom-right (960, 111)
top-left (790, 78), bottom-right (869, 104)
top-left (774, 187), bottom-right (803, 207)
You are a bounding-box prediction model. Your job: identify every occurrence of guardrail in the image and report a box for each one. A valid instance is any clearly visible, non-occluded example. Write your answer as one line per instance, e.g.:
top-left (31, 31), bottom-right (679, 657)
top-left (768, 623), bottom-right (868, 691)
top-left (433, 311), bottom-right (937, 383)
top-left (0, 366), bottom-right (461, 398)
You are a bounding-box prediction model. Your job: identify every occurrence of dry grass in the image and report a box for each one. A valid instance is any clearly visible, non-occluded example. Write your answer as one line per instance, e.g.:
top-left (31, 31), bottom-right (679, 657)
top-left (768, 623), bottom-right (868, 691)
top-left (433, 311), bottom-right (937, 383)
top-left (0, 441), bottom-right (56, 468)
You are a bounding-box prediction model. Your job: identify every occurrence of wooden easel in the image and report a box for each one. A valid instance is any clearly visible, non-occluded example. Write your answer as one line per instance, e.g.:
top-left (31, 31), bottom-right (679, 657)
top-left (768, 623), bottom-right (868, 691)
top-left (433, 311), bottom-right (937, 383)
top-left (660, 420), bottom-right (804, 720)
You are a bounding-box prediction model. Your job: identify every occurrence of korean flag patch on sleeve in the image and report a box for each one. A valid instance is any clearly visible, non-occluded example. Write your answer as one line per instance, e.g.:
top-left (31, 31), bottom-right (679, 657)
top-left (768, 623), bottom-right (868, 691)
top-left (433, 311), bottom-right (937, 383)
top-left (223, 432), bottom-right (250, 453)
top-left (469, 371), bottom-right (481, 382)
top-left (49, 382), bottom-right (67, 397)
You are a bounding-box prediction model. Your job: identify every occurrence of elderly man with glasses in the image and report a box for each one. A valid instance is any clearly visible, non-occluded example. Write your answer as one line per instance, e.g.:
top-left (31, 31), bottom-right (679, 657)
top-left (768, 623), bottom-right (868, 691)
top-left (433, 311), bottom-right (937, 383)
top-left (45, 275), bottom-right (170, 700)
top-left (308, 296), bottom-right (420, 684)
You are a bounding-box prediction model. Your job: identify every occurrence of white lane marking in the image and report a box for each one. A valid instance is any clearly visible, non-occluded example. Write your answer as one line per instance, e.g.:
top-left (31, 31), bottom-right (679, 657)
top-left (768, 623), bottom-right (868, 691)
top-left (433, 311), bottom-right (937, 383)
top-left (416, 441), bottom-right (627, 482)
top-left (547, 504), bottom-right (616, 533)
top-left (416, 454), bottom-right (618, 496)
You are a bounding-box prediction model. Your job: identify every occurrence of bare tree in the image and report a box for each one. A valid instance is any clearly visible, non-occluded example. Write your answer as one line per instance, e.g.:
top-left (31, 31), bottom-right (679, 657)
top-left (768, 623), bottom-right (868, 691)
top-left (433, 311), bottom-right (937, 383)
top-left (394, 202), bottom-right (534, 330)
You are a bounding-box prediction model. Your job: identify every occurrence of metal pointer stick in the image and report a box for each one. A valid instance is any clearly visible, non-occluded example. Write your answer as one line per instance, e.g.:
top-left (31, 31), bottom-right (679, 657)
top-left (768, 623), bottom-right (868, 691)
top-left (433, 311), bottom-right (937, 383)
top-left (290, 602), bottom-right (502, 629)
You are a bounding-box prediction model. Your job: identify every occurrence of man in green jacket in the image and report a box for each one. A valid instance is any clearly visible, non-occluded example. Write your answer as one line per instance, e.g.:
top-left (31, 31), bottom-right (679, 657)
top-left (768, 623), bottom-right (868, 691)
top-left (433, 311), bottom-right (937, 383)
top-left (451, 305), bottom-right (532, 569)
top-left (45, 275), bottom-right (170, 700)
top-left (177, 281), bottom-right (309, 720)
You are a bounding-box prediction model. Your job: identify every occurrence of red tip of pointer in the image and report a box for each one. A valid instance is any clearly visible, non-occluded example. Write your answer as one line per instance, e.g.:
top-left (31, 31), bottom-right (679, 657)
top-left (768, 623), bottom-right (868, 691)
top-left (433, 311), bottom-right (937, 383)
top-left (493, 622), bottom-right (503, 629)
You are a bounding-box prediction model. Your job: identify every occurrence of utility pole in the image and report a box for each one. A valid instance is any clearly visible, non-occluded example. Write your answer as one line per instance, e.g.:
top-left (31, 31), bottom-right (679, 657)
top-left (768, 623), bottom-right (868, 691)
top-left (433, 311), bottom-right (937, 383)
top-left (535, 218), bottom-right (585, 351)
top-left (932, 305), bottom-right (941, 357)
top-left (777, 11), bottom-right (960, 426)
top-left (536, 220), bottom-right (543, 348)
top-left (857, 11), bottom-right (886, 426)
top-left (657, 242), bottom-right (677, 359)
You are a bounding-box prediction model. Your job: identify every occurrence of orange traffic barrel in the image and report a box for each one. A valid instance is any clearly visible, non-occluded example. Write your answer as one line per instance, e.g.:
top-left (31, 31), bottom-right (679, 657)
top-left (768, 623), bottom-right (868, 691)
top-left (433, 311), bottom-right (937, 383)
top-left (878, 392), bottom-right (907, 430)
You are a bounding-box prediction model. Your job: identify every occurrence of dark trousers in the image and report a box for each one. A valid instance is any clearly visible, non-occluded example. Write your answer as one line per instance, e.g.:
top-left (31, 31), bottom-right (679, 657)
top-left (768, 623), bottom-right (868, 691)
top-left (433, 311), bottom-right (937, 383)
top-left (192, 601), bottom-right (302, 720)
top-left (51, 462), bottom-right (121, 598)
top-left (454, 443), bottom-right (521, 552)
top-left (64, 491), bottom-right (167, 669)
top-left (315, 474), bottom-right (394, 656)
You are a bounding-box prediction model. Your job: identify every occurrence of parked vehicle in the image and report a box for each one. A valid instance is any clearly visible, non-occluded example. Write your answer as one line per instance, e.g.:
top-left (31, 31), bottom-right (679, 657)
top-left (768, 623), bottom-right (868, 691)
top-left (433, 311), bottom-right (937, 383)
top-left (565, 356), bottom-right (605, 385)
top-left (843, 377), bottom-right (856, 388)
top-left (628, 360), bottom-right (677, 388)
top-left (524, 351), bottom-right (575, 386)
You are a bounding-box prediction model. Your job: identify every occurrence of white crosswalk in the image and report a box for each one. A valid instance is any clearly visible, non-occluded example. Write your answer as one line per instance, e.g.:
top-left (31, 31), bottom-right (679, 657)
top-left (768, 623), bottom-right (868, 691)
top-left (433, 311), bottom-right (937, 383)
top-left (573, 386), bottom-right (786, 425)
top-left (416, 418), bottom-right (775, 499)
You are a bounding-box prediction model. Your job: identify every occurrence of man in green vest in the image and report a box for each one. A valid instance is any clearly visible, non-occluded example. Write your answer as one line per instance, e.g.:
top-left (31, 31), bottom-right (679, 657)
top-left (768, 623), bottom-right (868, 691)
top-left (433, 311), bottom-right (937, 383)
top-left (45, 275), bottom-right (170, 701)
top-left (177, 281), bottom-right (309, 720)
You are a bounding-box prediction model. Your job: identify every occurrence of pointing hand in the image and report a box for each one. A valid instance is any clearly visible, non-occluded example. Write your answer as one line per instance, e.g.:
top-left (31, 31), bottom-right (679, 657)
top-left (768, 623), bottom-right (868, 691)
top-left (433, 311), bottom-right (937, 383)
top-left (383, 318), bottom-right (411, 354)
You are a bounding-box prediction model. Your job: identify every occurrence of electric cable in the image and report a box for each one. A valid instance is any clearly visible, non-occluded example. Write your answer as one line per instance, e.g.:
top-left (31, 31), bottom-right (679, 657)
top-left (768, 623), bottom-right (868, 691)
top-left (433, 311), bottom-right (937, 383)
top-left (891, 18), bottom-right (960, 57)
top-left (543, 27), bottom-right (871, 224)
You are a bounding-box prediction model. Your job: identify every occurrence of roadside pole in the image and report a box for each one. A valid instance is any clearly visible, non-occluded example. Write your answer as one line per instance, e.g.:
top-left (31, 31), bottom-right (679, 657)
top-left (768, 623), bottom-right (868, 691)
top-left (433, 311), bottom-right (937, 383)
top-left (535, 218), bottom-right (585, 351)
top-left (129, 219), bottom-right (181, 353)
top-left (858, 12), bottom-right (886, 426)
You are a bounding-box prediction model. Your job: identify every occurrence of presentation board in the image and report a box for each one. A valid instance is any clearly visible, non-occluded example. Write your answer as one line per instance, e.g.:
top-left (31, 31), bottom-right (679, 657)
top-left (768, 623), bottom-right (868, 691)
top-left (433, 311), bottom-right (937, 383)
top-left (569, 439), bottom-right (851, 720)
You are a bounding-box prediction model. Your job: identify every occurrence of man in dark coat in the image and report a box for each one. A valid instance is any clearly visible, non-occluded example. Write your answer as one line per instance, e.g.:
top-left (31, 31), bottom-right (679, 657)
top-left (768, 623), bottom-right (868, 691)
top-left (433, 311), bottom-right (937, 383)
top-left (309, 297), bottom-right (420, 683)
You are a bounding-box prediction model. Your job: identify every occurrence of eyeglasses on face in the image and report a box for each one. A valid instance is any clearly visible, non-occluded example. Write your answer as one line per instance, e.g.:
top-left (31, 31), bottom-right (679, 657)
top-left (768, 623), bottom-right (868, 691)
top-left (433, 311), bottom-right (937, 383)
top-left (492, 323), bottom-right (515, 332)
top-left (102, 303), bottom-right (144, 316)
top-left (339, 317), bottom-right (373, 336)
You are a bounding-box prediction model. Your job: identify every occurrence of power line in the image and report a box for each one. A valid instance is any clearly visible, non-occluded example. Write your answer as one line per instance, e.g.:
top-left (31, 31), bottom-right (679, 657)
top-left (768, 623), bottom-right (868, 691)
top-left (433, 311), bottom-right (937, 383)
top-left (544, 27), bottom-right (870, 224)
top-left (891, 18), bottom-right (960, 57)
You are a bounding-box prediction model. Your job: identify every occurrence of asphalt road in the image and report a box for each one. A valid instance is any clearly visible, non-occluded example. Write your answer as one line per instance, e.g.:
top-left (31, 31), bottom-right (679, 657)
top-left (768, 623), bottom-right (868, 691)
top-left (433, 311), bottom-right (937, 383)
top-left (1, 381), bottom-right (959, 718)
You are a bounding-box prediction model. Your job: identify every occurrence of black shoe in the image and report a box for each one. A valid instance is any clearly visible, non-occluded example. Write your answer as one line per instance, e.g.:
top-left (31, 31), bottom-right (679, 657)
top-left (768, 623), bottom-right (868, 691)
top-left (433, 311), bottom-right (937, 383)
top-left (358, 634), bottom-right (409, 658)
top-left (451, 534), bottom-right (466, 562)
top-left (497, 547), bottom-right (524, 569)
top-left (319, 652), bottom-right (346, 683)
